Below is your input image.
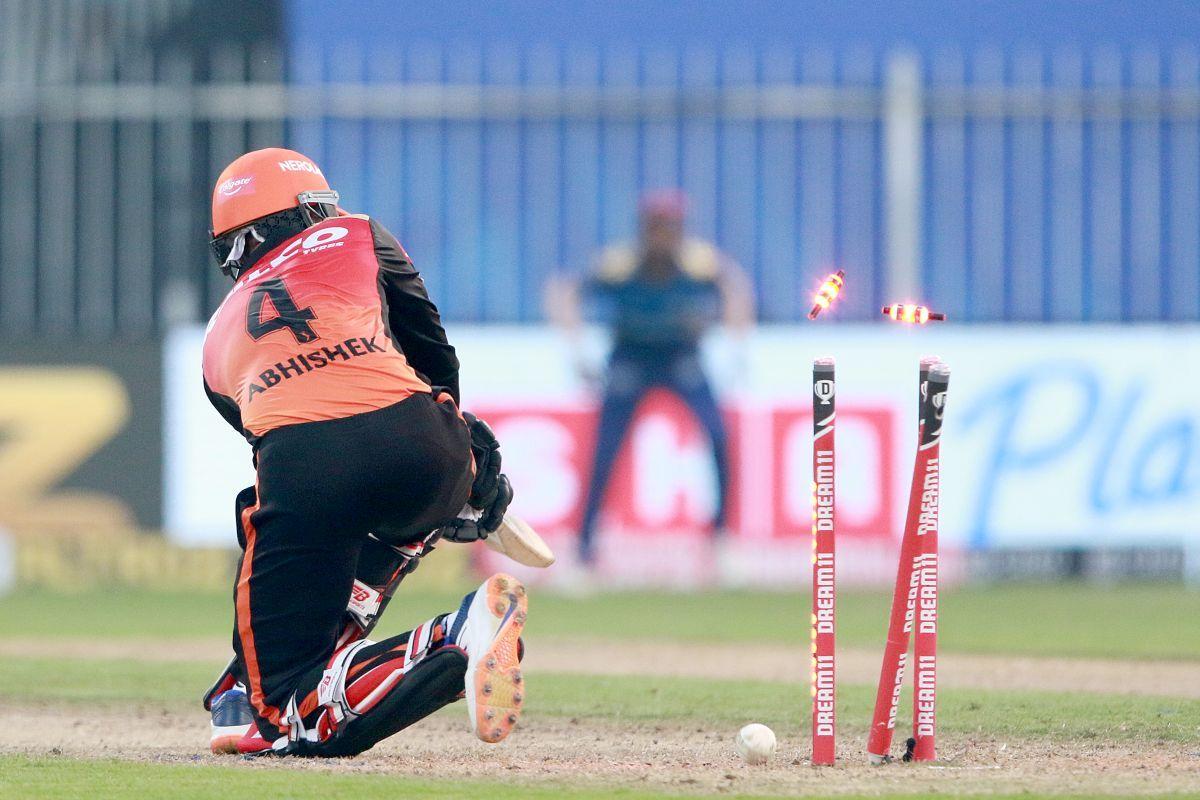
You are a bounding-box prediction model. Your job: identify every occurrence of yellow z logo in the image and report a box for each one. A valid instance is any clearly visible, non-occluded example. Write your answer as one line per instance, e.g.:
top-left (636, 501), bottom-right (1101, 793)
top-left (0, 368), bottom-right (132, 531)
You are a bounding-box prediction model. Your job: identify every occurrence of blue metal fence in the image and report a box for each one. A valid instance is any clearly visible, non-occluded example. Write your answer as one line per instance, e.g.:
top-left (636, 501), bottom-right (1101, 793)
top-left (2, 40), bottom-right (1199, 335)
top-left (283, 44), bottom-right (889, 324)
top-left (921, 47), bottom-right (1200, 322)
top-left (280, 42), bottom-right (1200, 325)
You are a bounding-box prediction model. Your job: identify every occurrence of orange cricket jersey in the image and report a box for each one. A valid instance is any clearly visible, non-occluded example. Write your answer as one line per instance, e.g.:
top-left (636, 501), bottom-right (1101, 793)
top-left (203, 216), bottom-right (433, 437)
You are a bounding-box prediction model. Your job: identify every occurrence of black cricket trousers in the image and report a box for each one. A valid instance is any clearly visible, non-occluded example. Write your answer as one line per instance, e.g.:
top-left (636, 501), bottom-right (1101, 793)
top-left (230, 392), bottom-right (473, 736)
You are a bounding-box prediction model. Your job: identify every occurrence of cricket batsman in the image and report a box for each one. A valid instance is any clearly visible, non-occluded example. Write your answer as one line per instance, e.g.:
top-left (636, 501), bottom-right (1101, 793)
top-left (199, 148), bottom-right (527, 757)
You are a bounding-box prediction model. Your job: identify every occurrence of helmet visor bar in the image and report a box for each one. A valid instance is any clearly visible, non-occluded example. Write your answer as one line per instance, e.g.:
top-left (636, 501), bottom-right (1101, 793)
top-left (298, 189), bottom-right (340, 226)
top-left (298, 189), bottom-right (339, 206)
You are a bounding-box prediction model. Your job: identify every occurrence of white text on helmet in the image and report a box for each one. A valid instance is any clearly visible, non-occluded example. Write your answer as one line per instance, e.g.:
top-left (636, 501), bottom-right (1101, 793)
top-left (277, 159), bottom-right (324, 176)
top-left (218, 177), bottom-right (252, 196)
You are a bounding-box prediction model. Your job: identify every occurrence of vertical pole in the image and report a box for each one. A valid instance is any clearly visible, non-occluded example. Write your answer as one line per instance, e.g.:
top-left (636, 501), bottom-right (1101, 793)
top-left (158, 50), bottom-right (199, 328)
top-left (911, 363), bottom-right (950, 762)
top-left (0, 0), bottom-right (39, 336)
top-left (884, 50), bottom-right (924, 303)
top-left (811, 357), bottom-right (836, 765)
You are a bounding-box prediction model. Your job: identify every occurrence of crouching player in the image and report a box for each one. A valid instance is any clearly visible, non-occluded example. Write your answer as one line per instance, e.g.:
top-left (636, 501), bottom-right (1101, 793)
top-left (200, 148), bottom-right (526, 757)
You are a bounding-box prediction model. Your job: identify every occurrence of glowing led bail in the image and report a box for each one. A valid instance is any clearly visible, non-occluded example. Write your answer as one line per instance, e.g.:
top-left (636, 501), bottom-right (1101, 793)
top-left (808, 270), bottom-right (846, 320)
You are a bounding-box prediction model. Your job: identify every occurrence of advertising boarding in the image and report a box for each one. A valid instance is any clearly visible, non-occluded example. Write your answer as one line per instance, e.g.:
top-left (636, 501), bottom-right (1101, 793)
top-left (165, 325), bottom-right (1200, 586)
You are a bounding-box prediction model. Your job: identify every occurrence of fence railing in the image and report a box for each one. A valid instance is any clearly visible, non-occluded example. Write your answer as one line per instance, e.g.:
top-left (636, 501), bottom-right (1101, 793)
top-left (1, 42), bottom-right (1199, 337)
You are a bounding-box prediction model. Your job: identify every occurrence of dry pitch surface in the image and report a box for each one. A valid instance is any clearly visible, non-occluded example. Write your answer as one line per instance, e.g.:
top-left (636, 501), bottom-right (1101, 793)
top-left (2, 635), bottom-right (1198, 798)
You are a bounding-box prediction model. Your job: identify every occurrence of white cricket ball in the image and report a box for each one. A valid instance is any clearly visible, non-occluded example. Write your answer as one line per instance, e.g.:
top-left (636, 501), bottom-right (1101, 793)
top-left (735, 723), bottom-right (776, 765)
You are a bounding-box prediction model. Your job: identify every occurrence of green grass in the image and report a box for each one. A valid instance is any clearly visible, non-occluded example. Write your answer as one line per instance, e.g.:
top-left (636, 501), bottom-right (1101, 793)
top-left (525, 583), bottom-right (1200, 660)
top-left (0, 757), bottom-right (692, 800)
top-left (3, 583), bottom-right (1197, 660)
top-left (10, 757), bottom-right (1195, 800)
top-left (3, 656), bottom-right (1196, 744)
top-left (9, 758), bottom-right (1199, 800)
top-left (535, 672), bottom-right (1200, 743)
top-left (2, 582), bottom-right (1198, 799)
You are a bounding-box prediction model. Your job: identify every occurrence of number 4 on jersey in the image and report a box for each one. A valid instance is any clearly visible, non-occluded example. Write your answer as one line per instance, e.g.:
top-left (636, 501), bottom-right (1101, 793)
top-left (246, 278), bottom-right (319, 343)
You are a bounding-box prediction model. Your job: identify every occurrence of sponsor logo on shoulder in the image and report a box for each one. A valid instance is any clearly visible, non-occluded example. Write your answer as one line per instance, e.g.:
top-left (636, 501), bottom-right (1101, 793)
top-left (233, 225), bottom-right (352, 287)
top-left (277, 159), bottom-right (324, 176)
top-left (218, 177), bottom-right (252, 196)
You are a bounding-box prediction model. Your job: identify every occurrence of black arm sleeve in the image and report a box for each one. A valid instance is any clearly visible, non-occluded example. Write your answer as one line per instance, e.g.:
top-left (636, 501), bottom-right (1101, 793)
top-left (204, 378), bottom-right (246, 436)
top-left (370, 218), bottom-right (461, 404)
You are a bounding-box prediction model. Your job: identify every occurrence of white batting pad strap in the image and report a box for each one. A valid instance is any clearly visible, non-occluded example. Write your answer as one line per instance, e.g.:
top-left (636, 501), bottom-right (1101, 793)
top-left (415, 620), bottom-right (435, 653)
top-left (283, 693), bottom-right (313, 743)
top-left (317, 639), bottom-right (374, 723)
top-left (403, 619), bottom-right (437, 668)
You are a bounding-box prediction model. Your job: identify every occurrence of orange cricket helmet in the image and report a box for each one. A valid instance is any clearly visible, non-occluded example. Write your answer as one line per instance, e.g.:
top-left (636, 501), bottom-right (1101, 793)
top-left (211, 147), bottom-right (334, 236)
top-left (209, 148), bottom-right (340, 277)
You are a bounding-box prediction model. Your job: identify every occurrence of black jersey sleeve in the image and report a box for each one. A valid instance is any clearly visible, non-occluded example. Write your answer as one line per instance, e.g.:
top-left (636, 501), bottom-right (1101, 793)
top-left (204, 377), bottom-right (247, 436)
top-left (370, 218), bottom-right (461, 404)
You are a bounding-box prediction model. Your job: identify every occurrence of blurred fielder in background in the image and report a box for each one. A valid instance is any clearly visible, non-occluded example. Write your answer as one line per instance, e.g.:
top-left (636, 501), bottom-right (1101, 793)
top-left (548, 191), bottom-right (754, 574)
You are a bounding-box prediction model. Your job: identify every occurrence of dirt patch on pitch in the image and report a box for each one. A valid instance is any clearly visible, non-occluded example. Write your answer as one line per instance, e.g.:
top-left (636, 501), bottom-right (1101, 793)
top-left (3, 636), bottom-right (1196, 698)
top-left (1, 704), bottom-right (1197, 797)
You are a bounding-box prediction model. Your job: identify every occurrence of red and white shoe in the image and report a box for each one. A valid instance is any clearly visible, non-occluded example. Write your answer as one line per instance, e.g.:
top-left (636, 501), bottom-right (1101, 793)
top-left (232, 719), bottom-right (275, 755)
top-left (209, 688), bottom-right (275, 755)
top-left (453, 573), bottom-right (528, 744)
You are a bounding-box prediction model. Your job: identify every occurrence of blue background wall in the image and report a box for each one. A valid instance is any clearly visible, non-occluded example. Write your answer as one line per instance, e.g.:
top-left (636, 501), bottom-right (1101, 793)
top-left (289, 1), bottom-right (1200, 49)
top-left (281, 2), bottom-right (1200, 325)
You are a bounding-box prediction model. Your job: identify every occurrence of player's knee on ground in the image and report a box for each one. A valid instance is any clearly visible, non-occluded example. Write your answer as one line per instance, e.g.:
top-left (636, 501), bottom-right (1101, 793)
top-left (281, 616), bottom-right (467, 757)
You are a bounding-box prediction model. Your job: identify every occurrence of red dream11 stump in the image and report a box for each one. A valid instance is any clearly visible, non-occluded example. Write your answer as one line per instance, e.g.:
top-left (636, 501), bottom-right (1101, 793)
top-left (810, 357), bottom-right (836, 765)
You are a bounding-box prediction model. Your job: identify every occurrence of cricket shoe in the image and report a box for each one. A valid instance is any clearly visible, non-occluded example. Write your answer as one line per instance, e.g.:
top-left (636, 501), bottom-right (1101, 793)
top-left (449, 573), bottom-right (528, 743)
top-left (209, 687), bottom-right (253, 754)
top-left (233, 720), bottom-right (276, 755)
top-left (209, 687), bottom-right (276, 755)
